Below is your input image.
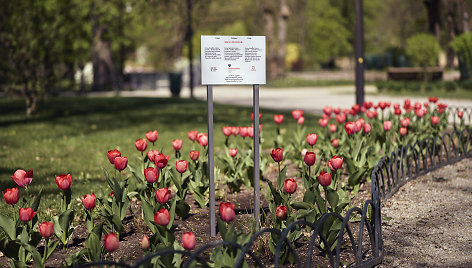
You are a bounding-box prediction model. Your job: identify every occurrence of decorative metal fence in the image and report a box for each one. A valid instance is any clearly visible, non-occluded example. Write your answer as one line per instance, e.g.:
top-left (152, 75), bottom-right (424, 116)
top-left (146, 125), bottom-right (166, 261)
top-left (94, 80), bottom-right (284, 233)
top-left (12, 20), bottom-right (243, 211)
top-left (76, 106), bottom-right (471, 268)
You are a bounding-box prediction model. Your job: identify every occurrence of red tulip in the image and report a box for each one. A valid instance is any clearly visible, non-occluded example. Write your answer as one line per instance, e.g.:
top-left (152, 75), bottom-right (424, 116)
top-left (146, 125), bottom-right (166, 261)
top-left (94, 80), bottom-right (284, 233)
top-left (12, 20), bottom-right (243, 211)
top-left (334, 107), bottom-right (341, 114)
top-left (104, 233), bottom-right (119, 252)
top-left (232, 127), bottom-right (240, 136)
top-left (274, 114), bottom-right (284, 124)
top-left (401, 118), bottom-right (410, 128)
top-left (328, 156), bottom-right (343, 171)
top-left (355, 120), bottom-right (364, 132)
top-left (154, 208), bottom-right (171, 226)
top-left (394, 108), bottom-right (402, 115)
top-left (172, 139), bottom-right (183, 151)
top-left (182, 232), bottom-right (196, 250)
top-left (304, 152), bottom-right (316, 166)
top-left (437, 103), bottom-right (448, 109)
top-left (155, 188), bottom-right (171, 204)
top-left (145, 130), bottom-right (158, 143)
top-left (190, 150), bottom-right (199, 161)
top-left (198, 134), bottom-right (208, 147)
top-left (363, 101), bottom-right (373, 109)
top-left (110, 191), bottom-right (114, 198)
top-left (306, 133), bottom-right (318, 146)
top-left (393, 103), bottom-right (400, 109)
top-left (431, 116), bottom-right (440, 125)
top-left (187, 131), bottom-right (198, 141)
top-left (383, 121), bottom-right (392, 131)
top-left (11, 169), bottom-right (33, 188)
top-left (219, 202), bottom-right (236, 222)
top-left (318, 172), bottom-right (331, 187)
top-left (291, 109), bottom-right (304, 120)
top-left (82, 193), bottom-right (96, 210)
top-left (428, 96), bottom-right (439, 103)
top-left (399, 127), bottom-right (408, 136)
top-left (144, 167), bottom-right (158, 183)
top-left (378, 101), bottom-right (387, 110)
top-left (344, 122), bottom-right (356, 135)
top-left (335, 114), bottom-right (345, 124)
top-left (141, 236), bottom-right (150, 250)
top-left (297, 116), bottom-right (305, 125)
top-left (2, 188), bottom-right (19, 205)
top-left (222, 126), bottom-right (232, 137)
top-left (19, 207), bottom-right (36, 222)
top-left (39, 222), bottom-right (54, 238)
top-left (239, 127), bottom-right (249, 138)
top-left (457, 111), bottom-right (464, 119)
top-left (251, 113), bottom-right (262, 121)
top-left (114, 156), bottom-right (128, 171)
top-left (438, 108), bottom-right (445, 114)
top-left (343, 108), bottom-right (351, 115)
top-left (329, 124), bottom-right (337, 133)
top-left (423, 102), bottom-right (429, 109)
top-left (55, 174), bottom-right (72, 191)
top-left (107, 150), bottom-right (121, 164)
top-left (270, 148), bottom-right (283, 162)
top-left (154, 154), bottom-right (169, 169)
top-left (135, 139), bottom-right (148, 152)
top-left (284, 178), bottom-right (297, 194)
top-left (366, 110), bottom-right (377, 119)
top-left (318, 118), bottom-right (329, 127)
top-left (331, 139), bottom-right (339, 148)
top-left (363, 123), bottom-right (372, 134)
top-left (416, 108), bottom-right (426, 118)
top-left (229, 148), bottom-right (238, 158)
top-left (276, 205), bottom-right (287, 220)
top-left (176, 160), bottom-right (188, 173)
top-left (404, 99), bottom-right (411, 110)
top-left (147, 150), bottom-right (159, 162)
top-left (323, 106), bottom-right (333, 116)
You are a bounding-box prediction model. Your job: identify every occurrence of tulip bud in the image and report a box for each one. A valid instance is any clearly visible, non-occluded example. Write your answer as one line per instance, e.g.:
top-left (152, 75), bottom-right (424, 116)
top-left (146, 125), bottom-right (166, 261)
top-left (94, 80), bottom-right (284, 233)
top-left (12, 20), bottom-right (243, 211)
top-left (318, 172), bottom-right (331, 187)
top-left (318, 118), bottom-right (328, 127)
top-left (145, 130), bottom-right (158, 143)
top-left (270, 148), bottom-right (283, 162)
top-left (19, 207), bottom-right (37, 222)
top-left (457, 111), bottom-right (464, 119)
top-left (82, 193), bottom-right (96, 210)
top-left (229, 148), bottom-right (238, 158)
top-left (306, 133), bottom-right (318, 146)
top-left (107, 149), bottom-right (121, 164)
top-left (276, 205), bottom-right (287, 220)
top-left (431, 116), bottom-right (440, 125)
top-left (301, 148), bottom-right (308, 156)
top-left (176, 160), bottom-right (188, 173)
top-left (284, 178), bottom-right (297, 194)
top-left (11, 169), bottom-right (33, 188)
top-left (182, 232), bottom-right (196, 250)
top-left (154, 208), bottom-right (171, 226)
top-left (104, 233), bottom-right (119, 252)
top-left (219, 202), bottom-right (236, 222)
top-left (323, 106), bottom-right (332, 116)
top-left (304, 152), bottom-right (316, 166)
top-left (329, 124), bottom-right (337, 133)
top-left (55, 174), bottom-right (73, 191)
top-left (331, 139), bottom-right (339, 148)
top-left (198, 134), bottom-right (208, 147)
top-left (144, 167), bottom-right (158, 183)
top-left (141, 236), bottom-right (150, 250)
top-left (39, 222), bottom-right (54, 238)
top-left (399, 127), bottom-right (408, 136)
top-left (135, 139), bottom-right (148, 152)
top-left (363, 123), bottom-right (372, 134)
top-left (172, 139), bottom-right (183, 151)
top-left (190, 150), bottom-right (200, 161)
top-left (114, 156), bottom-right (128, 171)
top-left (2, 188), bottom-right (20, 205)
top-left (187, 131), bottom-right (198, 141)
top-left (428, 96), bottom-right (438, 103)
top-left (274, 114), bottom-right (284, 124)
top-left (155, 188), bottom-right (171, 204)
top-left (291, 109), bottom-right (304, 120)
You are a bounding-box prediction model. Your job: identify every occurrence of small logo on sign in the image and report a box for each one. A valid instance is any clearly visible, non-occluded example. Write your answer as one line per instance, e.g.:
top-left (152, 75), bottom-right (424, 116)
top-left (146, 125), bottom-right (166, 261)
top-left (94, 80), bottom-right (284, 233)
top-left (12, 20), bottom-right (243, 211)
top-left (210, 67), bottom-right (218, 72)
top-left (228, 64), bottom-right (231, 67)
top-left (251, 66), bottom-right (256, 71)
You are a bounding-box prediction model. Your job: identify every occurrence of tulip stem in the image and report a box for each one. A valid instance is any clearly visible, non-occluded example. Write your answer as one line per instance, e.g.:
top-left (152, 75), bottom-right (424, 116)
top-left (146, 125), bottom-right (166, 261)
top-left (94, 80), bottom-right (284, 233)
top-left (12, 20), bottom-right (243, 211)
top-left (278, 162), bottom-right (281, 175)
top-left (42, 238), bottom-right (49, 265)
top-left (324, 186), bottom-right (329, 213)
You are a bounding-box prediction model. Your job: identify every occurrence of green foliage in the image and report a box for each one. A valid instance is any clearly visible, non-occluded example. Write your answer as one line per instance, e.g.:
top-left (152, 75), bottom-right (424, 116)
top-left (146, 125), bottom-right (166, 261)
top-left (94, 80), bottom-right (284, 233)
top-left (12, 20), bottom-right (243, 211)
top-left (451, 33), bottom-right (472, 80)
top-left (405, 34), bottom-right (440, 69)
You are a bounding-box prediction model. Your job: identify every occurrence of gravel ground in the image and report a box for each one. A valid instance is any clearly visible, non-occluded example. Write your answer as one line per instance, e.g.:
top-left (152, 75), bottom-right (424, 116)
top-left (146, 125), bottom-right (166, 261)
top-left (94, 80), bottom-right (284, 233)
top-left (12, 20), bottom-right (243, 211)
top-left (380, 158), bottom-right (472, 268)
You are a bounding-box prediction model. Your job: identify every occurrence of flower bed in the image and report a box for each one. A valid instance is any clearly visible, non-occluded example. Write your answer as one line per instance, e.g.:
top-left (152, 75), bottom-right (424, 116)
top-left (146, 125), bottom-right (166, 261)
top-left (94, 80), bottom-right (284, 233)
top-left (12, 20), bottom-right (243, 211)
top-left (0, 97), bottom-right (469, 267)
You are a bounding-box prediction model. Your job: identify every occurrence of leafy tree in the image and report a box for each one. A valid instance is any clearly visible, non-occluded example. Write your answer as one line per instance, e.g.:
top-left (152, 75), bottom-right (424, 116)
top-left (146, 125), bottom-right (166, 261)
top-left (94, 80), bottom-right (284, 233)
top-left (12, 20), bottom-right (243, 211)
top-left (405, 33), bottom-right (440, 82)
top-left (451, 33), bottom-right (472, 80)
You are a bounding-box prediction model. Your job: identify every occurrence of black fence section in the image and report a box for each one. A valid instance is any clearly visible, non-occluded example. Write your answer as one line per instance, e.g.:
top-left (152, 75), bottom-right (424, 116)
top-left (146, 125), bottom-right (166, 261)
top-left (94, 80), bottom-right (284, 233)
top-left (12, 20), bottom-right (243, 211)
top-left (75, 106), bottom-right (472, 268)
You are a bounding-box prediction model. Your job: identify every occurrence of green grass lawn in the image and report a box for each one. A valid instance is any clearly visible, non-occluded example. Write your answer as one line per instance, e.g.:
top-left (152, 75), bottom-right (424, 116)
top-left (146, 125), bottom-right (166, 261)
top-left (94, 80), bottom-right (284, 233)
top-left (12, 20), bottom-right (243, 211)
top-left (0, 96), bottom-right (319, 220)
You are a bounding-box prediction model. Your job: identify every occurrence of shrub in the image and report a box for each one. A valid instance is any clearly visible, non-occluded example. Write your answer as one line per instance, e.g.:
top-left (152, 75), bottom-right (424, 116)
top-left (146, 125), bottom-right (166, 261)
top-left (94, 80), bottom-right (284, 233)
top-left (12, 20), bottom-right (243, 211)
top-left (406, 34), bottom-right (440, 82)
top-left (451, 33), bottom-right (472, 80)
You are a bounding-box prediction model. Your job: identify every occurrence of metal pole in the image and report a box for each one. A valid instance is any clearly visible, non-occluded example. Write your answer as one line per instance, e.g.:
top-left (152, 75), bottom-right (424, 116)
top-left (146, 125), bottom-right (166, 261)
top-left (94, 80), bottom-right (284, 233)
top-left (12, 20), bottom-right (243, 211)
top-left (186, 0), bottom-right (194, 98)
top-left (207, 85), bottom-right (216, 236)
top-left (355, 0), bottom-right (365, 106)
top-left (253, 84), bottom-right (260, 230)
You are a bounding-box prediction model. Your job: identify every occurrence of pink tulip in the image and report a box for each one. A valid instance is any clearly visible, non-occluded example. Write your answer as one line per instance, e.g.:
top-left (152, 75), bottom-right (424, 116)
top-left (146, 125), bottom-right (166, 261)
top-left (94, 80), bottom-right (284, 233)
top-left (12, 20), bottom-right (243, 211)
top-left (284, 178), bottom-right (297, 194)
top-left (154, 208), bottom-right (170, 226)
top-left (363, 123), bottom-right (372, 134)
top-left (135, 139), bottom-right (147, 152)
top-left (182, 232), bottom-right (196, 250)
top-left (145, 130), bottom-right (158, 143)
top-left (55, 174), bottom-right (72, 191)
top-left (2, 188), bottom-right (19, 205)
top-left (323, 106), bottom-right (333, 116)
top-left (344, 122), bottom-right (356, 135)
top-left (222, 126), bottom-right (232, 137)
top-left (401, 118), bottom-right (410, 128)
top-left (141, 236), bottom-right (150, 250)
top-left (144, 167), bottom-right (158, 183)
top-left (147, 150), bottom-right (159, 162)
top-left (172, 139), bottom-right (183, 151)
top-left (399, 127), bottom-right (408, 136)
top-left (104, 233), bottom-right (119, 252)
top-left (239, 127), bottom-right (249, 138)
top-left (306, 133), bottom-right (318, 146)
top-left (318, 172), bottom-right (331, 187)
top-left (11, 169), bottom-right (33, 188)
top-left (231, 127), bottom-right (240, 136)
top-left (383, 121), bottom-right (392, 131)
top-left (190, 150), bottom-right (199, 161)
top-left (176, 160), bottom-right (188, 173)
top-left (39, 222), bottom-right (54, 238)
top-left (274, 114), bottom-right (284, 124)
top-left (336, 114), bottom-right (346, 123)
top-left (328, 156), bottom-right (343, 171)
top-left (331, 139), bottom-right (339, 148)
top-left (82, 193), bottom-right (96, 210)
top-left (297, 116), bottom-right (305, 125)
top-left (198, 134), bottom-right (208, 147)
top-left (114, 156), bottom-right (128, 171)
top-left (155, 188), bottom-right (171, 204)
top-left (229, 148), bottom-right (238, 158)
top-left (187, 131), bottom-right (198, 141)
top-left (431, 116), bottom-right (440, 125)
top-left (19, 207), bottom-right (36, 222)
top-left (329, 124), bottom-right (337, 133)
top-left (276, 205), bottom-right (287, 220)
top-left (291, 109), bottom-right (304, 120)
top-left (219, 202), bottom-right (236, 222)
top-left (107, 150), bottom-right (121, 164)
top-left (318, 118), bottom-right (329, 127)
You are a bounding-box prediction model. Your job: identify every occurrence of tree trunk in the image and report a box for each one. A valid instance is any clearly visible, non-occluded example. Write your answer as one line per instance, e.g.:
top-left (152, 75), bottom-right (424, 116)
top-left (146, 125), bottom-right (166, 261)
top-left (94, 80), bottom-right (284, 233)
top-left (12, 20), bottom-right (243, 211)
top-left (424, 0), bottom-right (441, 41)
top-left (264, 7), bottom-right (277, 80)
top-left (276, 0), bottom-right (290, 77)
top-left (462, 0), bottom-right (469, 33)
top-left (446, 1), bottom-right (458, 68)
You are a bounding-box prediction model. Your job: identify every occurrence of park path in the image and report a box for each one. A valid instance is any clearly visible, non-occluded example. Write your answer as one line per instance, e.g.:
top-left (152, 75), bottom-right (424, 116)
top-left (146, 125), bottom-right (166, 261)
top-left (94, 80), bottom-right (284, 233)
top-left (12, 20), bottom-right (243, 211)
top-left (379, 158), bottom-right (472, 268)
top-left (98, 85), bottom-right (472, 115)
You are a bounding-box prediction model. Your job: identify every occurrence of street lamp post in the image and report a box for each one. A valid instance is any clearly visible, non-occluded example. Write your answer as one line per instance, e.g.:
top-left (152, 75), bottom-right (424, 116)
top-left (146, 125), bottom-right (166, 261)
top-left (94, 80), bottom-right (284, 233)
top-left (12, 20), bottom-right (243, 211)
top-left (355, 0), bottom-right (364, 106)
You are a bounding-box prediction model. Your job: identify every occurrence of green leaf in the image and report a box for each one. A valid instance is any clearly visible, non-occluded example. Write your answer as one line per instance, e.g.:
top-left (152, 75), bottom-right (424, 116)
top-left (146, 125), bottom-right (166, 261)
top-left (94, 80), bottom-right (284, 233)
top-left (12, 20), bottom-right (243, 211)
top-left (0, 214), bottom-right (16, 240)
top-left (30, 188), bottom-right (43, 212)
top-left (296, 209), bottom-right (314, 219)
top-left (291, 202), bottom-right (312, 210)
top-left (327, 188), bottom-right (339, 209)
top-left (167, 198), bottom-right (177, 228)
top-left (277, 166), bottom-right (287, 190)
top-left (175, 200), bottom-right (190, 219)
top-left (86, 232), bottom-right (103, 261)
top-left (141, 199), bottom-right (157, 234)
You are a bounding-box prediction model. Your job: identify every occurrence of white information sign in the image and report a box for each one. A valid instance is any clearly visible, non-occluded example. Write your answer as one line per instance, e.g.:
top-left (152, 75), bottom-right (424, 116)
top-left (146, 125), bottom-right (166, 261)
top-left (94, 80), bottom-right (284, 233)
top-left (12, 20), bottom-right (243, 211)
top-left (201, 35), bottom-right (266, 85)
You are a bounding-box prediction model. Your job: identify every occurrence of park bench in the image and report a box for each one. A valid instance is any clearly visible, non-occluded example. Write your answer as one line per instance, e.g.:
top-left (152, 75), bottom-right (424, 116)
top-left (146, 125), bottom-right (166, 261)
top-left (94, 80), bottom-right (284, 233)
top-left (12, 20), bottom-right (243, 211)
top-left (387, 67), bottom-right (443, 81)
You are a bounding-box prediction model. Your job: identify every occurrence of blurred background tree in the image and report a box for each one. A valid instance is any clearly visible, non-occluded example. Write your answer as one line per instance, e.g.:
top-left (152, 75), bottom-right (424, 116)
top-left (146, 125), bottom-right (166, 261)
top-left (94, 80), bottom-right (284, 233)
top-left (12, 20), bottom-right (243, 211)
top-left (1, 0), bottom-right (472, 114)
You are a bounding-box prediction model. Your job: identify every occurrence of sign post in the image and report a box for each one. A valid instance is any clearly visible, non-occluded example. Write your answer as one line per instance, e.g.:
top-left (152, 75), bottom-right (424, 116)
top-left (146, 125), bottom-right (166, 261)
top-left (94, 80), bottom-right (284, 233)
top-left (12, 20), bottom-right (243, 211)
top-left (201, 35), bottom-right (266, 236)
